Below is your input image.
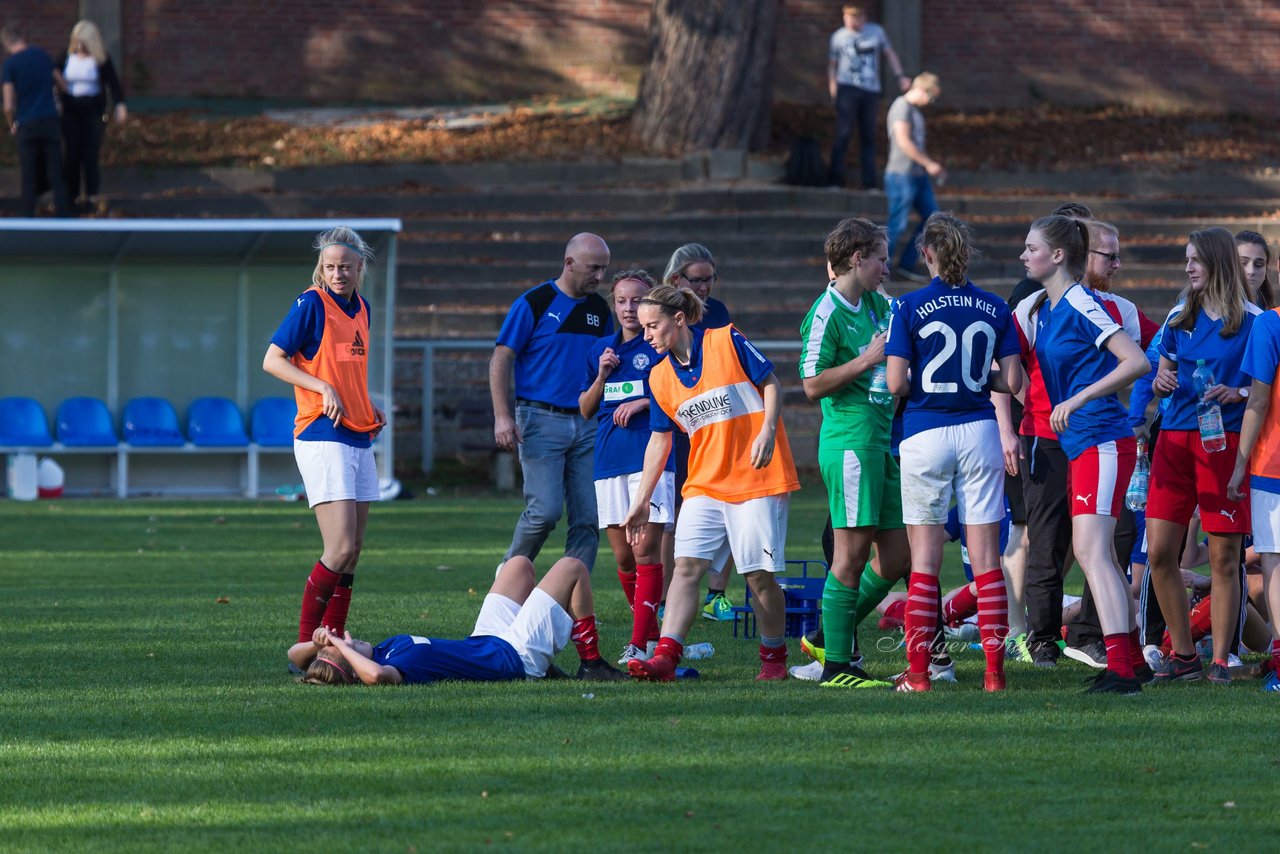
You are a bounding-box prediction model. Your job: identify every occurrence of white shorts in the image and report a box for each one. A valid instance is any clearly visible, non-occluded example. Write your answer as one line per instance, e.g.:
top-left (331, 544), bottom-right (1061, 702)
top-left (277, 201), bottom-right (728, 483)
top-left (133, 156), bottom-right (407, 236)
top-left (595, 471), bottom-right (676, 527)
top-left (1251, 489), bottom-right (1280, 553)
top-left (472, 589), bottom-right (573, 678)
top-left (294, 440), bottom-right (380, 508)
top-left (675, 493), bottom-right (789, 574)
top-left (899, 420), bottom-right (1004, 526)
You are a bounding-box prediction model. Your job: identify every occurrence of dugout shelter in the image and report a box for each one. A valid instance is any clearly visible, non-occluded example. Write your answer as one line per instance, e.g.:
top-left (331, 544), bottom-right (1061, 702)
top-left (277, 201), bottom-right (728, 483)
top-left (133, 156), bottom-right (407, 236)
top-left (0, 218), bottom-right (400, 497)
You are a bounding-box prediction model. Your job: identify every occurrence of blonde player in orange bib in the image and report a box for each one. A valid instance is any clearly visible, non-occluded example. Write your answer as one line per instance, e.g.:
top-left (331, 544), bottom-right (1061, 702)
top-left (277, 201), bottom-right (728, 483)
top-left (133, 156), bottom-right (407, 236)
top-left (263, 226), bottom-right (386, 655)
top-left (623, 285), bottom-right (801, 681)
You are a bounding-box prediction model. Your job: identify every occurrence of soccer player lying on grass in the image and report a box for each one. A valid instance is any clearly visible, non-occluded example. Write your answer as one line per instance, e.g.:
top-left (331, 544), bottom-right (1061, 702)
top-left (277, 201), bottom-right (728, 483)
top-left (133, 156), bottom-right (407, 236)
top-left (288, 555), bottom-right (627, 685)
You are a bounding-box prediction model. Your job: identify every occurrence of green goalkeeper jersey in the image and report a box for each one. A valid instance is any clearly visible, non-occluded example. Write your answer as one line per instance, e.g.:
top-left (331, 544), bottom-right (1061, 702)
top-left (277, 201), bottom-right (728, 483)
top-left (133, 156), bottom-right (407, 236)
top-left (799, 284), bottom-right (893, 451)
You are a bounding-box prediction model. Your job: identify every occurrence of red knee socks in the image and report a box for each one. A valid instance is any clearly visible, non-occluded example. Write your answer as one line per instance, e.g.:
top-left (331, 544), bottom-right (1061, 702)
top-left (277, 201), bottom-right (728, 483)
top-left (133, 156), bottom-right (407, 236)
top-left (904, 573), bottom-right (940, 675)
top-left (298, 561), bottom-right (340, 643)
top-left (974, 569), bottom-right (1008, 674)
top-left (944, 582), bottom-right (979, 627)
top-left (633, 563), bottom-right (664, 647)
top-left (1103, 633), bottom-right (1135, 679)
top-left (572, 615), bottom-right (601, 662)
top-left (617, 567), bottom-right (636, 608)
top-left (321, 573), bottom-right (355, 637)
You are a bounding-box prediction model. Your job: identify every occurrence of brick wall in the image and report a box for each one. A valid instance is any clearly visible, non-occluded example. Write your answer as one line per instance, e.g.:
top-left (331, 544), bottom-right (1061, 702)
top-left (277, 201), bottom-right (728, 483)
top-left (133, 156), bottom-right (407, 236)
top-left (7, 1), bottom-right (1277, 114)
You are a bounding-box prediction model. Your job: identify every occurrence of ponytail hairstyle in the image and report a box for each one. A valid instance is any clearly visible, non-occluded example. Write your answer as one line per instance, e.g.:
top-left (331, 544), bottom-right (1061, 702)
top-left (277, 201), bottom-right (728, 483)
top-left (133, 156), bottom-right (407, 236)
top-left (312, 226), bottom-right (375, 293)
top-left (825, 217), bottom-right (888, 277)
top-left (662, 243), bottom-right (717, 287)
top-left (916, 211), bottom-right (979, 286)
top-left (638, 284), bottom-right (705, 327)
top-left (1173, 227), bottom-right (1249, 338)
top-left (1235, 230), bottom-right (1276, 309)
top-left (1027, 214), bottom-right (1089, 318)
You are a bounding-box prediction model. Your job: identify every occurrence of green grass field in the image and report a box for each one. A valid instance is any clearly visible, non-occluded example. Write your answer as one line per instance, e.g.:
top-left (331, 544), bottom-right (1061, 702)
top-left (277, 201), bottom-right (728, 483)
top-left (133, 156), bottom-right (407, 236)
top-left (3, 495), bottom-right (1277, 852)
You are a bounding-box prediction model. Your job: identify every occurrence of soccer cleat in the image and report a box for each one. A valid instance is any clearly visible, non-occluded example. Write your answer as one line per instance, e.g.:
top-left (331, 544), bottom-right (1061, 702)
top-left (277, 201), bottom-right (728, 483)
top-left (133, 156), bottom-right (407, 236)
top-left (757, 660), bottom-right (789, 681)
top-left (1063, 640), bottom-right (1107, 669)
top-left (800, 629), bottom-right (825, 665)
top-left (1133, 662), bottom-right (1155, 685)
top-left (617, 643), bottom-right (649, 666)
top-left (789, 660), bottom-right (823, 681)
top-left (893, 670), bottom-right (931, 692)
top-left (1150, 654), bottom-right (1205, 684)
top-left (1207, 660), bottom-right (1231, 685)
top-left (628, 653), bottom-right (677, 682)
top-left (1262, 671), bottom-right (1280, 693)
top-left (1085, 669), bottom-right (1142, 695)
top-left (893, 659), bottom-right (956, 684)
top-left (819, 664), bottom-right (891, 689)
top-left (544, 663), bottom-right (571, 680)
top-left (1005, 632), bottom-right (1034, 664)
top-left (577, 658), bottom-right (628, 681)
top-left (701, 592), bottom-right (735, 621)
top-left (983, 671), bottom-right (1007, 692)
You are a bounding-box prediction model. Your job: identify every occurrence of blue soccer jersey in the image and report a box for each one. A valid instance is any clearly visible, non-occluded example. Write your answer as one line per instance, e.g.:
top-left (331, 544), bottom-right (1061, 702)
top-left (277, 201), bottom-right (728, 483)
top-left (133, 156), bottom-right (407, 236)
top-left (1157, 301), bottom-right (1261, 433)
top-left (371, 634), bottom-right (524, 684)
top-left (582, 332), bottom-right (675, 479)
top-left (647, 326), bottom-right (775, 432)
top-left (1033, 284), bottom-right (1133, 459)
top-left (270, 288), bottom-right (374, 448)
top-left (692, 297), bottom-right (732, 331)
top-left (496, 281), bottom-right (613, 409)
top-left (885, 279), bottom-right (1020, 441)
top-left (1241, 309), bottom-right (1280, 494)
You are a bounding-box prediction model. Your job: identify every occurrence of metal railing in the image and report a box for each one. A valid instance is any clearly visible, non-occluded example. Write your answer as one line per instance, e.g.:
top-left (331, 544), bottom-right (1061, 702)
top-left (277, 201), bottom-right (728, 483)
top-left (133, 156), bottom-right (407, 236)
top-left (393, 338), bottom-right (805, 476)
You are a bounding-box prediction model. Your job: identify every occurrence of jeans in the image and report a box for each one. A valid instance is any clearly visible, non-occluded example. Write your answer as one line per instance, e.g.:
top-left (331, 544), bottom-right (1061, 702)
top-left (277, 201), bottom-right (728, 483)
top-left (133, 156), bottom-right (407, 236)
top-left (16, 116), bottom-right (70, 217)
top-left (827, 84), bottom-right (879, 189)
top-left (885, 171), bottom-right (937, 271)
top-left (504, 405), bottom-right (599, 570)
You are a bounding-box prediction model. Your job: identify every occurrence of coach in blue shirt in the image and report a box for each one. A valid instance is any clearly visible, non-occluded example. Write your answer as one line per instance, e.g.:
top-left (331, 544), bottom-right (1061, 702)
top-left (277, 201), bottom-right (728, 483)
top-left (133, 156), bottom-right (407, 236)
top-left (491, 233), bottom-right (614, 569)
top-left (1, 23), bottom-right (69, 217)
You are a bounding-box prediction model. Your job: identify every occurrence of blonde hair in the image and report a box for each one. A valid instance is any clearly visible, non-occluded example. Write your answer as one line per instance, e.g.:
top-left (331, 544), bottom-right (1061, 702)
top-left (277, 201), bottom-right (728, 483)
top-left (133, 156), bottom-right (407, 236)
top-left (913, 72), bottom-right (941, 96)
top-left (69, 20), bottom-right (107, 64)
top-left (1173, 227), bottom-right (1250, 338)
top-left (662, 243), bottom-right (717, 287)
top-left (312, 226), bottom-right (374, 293)
top-left (301, 649), bottom-right (356, 686)
top-left (638, 284), bottom-right (705, 326)
top-left (917, 212), bottom-right (978, 286)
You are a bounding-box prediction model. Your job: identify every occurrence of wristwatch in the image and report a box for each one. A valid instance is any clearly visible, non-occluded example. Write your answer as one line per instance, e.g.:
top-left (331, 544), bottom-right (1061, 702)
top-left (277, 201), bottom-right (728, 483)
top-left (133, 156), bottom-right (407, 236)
top-left (1240, 387), bottom-right (1251, 399)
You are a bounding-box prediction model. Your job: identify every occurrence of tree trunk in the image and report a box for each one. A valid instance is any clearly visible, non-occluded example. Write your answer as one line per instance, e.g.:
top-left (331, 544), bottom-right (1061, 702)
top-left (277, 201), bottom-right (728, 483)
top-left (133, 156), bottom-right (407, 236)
top-left (631, 0), bottom-right (779, 154)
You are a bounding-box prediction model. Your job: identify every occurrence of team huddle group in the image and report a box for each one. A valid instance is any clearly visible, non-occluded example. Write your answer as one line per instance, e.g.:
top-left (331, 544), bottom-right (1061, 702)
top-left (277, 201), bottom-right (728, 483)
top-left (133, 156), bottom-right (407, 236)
top-left (276, 215), bottom-right (1280, 696)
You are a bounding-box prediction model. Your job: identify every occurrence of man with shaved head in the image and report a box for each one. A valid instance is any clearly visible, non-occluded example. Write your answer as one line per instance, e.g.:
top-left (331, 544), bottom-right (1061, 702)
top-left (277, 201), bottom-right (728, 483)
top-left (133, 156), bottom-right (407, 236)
top-left (491, 233), bottom-right (613, 570)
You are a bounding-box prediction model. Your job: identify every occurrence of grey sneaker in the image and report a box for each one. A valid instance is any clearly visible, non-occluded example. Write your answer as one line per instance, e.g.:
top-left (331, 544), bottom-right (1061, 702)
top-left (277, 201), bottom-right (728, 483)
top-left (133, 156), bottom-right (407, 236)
top-left (1063, 640), bottom-right (1107, 669)
top-left (1031, 643), bottom-right (1059, 669)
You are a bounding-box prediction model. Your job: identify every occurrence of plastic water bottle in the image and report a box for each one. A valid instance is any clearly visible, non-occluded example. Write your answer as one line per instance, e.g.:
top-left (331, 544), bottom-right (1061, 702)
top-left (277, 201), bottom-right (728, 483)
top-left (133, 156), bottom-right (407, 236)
top-left (683, 642), bottom-right (715, 660)
top-left (1192, 359), bottom-right (1227, 453)
top-left (1125, 438), bottom-right (1149, 511)
top-left (867, 315), bottom-right (893, 405)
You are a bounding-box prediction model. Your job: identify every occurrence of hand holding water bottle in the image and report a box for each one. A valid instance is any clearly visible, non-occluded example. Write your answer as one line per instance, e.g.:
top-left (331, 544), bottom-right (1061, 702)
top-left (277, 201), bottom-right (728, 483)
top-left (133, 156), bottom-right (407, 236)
top-left (1192, 359), bottom-right (1227, 453)
top-left (866, 315), bottom-right (892, 405)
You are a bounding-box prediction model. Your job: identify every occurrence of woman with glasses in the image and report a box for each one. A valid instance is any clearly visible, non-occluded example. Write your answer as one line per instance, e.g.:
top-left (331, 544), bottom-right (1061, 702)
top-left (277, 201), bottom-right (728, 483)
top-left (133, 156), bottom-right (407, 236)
top-left (662, 244), bottom-right (736, 621)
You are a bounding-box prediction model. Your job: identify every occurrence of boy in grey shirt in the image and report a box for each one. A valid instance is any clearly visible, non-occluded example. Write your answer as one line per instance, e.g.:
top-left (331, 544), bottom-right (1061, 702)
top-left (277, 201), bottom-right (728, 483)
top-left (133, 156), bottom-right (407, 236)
top-left (826, 4), bottom-right (909, 190)
top-left (885, 73), bottom-right (946, 279)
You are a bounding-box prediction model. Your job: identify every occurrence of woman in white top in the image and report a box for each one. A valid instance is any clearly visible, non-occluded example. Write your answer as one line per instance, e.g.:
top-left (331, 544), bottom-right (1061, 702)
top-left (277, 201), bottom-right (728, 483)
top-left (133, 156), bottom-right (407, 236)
top-left (53, 20), bottom-right (126, 209)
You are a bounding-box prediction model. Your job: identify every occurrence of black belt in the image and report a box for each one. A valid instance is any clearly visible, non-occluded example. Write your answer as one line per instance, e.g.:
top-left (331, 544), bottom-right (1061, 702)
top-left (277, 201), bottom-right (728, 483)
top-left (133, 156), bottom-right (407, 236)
top-left (516, 398), bottom-right (579, 416)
